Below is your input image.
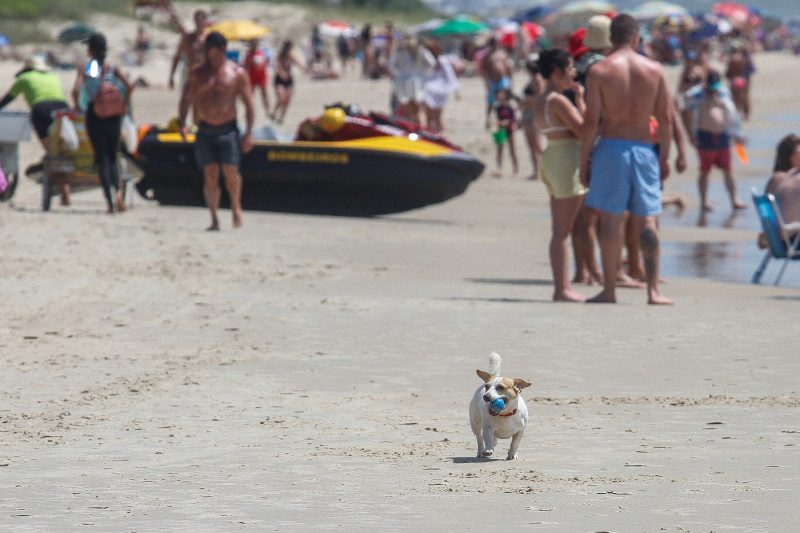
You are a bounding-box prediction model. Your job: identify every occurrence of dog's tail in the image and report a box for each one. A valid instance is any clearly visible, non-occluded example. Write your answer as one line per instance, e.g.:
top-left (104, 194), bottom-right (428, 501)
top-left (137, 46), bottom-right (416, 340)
top-left (487, 352), bottom-right (501, 377)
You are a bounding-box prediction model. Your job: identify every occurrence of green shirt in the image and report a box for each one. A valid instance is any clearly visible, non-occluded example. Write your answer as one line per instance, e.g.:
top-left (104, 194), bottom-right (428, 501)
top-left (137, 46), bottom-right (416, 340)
top-left (9, 70), bottom-right (66, 107)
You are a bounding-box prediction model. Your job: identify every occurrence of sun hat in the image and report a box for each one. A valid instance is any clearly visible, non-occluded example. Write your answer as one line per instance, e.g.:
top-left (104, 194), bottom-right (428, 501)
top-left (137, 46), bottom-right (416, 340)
top-left (584, 15), bottom-right (612, 49)
top-left (24, 55), bottom-right (50, 72)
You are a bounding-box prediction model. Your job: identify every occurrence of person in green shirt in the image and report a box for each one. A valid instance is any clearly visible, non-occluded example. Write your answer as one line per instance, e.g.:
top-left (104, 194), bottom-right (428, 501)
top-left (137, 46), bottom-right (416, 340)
top-left (0, 55), bottom-right (71, 204)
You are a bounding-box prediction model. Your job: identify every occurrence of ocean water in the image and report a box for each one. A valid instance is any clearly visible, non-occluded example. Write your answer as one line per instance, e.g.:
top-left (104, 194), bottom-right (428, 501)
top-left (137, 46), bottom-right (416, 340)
top-left (614, 0), bottom-right (797, 20)
top-left (429, 0), bottom-right (799, 21)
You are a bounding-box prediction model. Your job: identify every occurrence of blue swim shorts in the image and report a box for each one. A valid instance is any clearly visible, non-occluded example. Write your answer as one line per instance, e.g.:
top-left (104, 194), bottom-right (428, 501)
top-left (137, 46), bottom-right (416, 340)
top-left (194, 120), bottom-right (241, 169)
top-left (585, 138), bottom-right (662, 217)
top-left (487, 76), bottom-right (511, 106)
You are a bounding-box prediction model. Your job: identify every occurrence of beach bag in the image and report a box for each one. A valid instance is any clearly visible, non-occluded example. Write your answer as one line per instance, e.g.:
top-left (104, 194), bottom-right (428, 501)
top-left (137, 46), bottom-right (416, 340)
top-left (121, 114), bottom-right (138, 153)
top-left (60, 114), bottom-right (79, 151)
top-left (93, 66), bottom-right (125, 118)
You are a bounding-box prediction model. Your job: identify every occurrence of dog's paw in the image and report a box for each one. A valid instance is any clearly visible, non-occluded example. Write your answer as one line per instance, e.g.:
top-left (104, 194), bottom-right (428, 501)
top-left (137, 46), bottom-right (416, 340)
top-left (482, 449), bottom-right (493, 457)
top-left (506, 453), bottom-right (518, 460)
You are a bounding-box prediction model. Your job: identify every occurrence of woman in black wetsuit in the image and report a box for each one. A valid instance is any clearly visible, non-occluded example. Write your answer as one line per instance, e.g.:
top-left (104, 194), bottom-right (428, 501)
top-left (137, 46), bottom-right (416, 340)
top-left (72, 33), bottom-right (132, 214)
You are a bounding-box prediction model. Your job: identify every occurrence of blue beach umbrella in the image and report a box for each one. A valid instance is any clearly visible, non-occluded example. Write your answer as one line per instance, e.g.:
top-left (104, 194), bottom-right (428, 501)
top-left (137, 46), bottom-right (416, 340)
top-left (58, 22), bottom-right (96, 44)
top-left (513, 5), bottom-right (556, 23)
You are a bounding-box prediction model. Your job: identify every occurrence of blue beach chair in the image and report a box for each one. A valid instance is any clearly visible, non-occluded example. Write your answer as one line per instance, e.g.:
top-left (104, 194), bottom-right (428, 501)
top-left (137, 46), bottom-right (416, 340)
top-left (751, 188), bottom-right (800, 285)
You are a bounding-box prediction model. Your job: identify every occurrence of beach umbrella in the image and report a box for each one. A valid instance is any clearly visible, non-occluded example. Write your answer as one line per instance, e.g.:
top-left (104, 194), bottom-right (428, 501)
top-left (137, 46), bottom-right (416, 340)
top-left (431, 16), bottom-right (489, 36)
top-left (522, 21), bottom-right (544, 42)
top-left (712, 2), bottom-right (759, 27)
top-left (410, 18), bottom-right (446, 35)
top-left (513, 5), bottom-right (556, 23)
top-left (319, 19), bottom-right (354, 38)
top-left (57, 22), bottom-right (96, 44)
top-left (629, 1), bottom-right (689, 21)
top-left (559, 0), bottom-right (616, 15)
top-left (209, 19), bottom-right (270, 41)
top-left (544, 0), bottom-right (616, 36)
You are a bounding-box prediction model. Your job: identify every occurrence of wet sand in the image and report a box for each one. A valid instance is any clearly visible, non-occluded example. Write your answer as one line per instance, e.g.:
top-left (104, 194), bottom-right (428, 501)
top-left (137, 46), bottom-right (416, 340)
top-left (1, 21), bottom-right (799, 530)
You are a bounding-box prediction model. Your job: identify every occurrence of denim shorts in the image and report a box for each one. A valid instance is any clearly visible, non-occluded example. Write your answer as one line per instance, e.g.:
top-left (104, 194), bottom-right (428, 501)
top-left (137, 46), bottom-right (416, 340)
top-left (194, 120), bottom-right (241, 168)
top-left (585, 138), bottom-right (662, 217)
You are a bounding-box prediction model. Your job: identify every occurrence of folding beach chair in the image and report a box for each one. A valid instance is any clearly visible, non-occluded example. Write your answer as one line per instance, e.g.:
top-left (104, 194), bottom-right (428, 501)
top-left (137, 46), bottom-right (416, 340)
top-left (751, 188), bottom-right (800, 285)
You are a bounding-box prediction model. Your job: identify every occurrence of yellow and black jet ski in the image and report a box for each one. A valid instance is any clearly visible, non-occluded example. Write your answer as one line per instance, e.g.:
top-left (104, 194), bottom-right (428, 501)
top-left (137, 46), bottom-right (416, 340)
top-left (134, 107), bottom-right (484, 216)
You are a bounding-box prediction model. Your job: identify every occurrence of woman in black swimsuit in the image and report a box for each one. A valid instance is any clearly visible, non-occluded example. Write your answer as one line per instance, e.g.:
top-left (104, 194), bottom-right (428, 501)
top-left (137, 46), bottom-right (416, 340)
top-left (271, 40), bottom-right (305, 124)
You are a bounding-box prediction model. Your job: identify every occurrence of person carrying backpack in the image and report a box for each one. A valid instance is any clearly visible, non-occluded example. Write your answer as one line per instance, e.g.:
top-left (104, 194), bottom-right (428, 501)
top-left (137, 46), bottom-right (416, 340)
top-left (71, 32), bottom-right (133, 213)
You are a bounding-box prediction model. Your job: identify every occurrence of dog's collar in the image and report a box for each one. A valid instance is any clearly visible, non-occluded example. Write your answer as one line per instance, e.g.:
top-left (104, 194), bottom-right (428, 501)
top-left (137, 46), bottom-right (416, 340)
top-left (489, 408), bottom-right (517, 417)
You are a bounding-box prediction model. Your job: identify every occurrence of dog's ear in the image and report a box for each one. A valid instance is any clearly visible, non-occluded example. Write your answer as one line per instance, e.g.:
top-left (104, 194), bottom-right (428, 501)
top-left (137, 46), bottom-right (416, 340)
top-left (513, 378), bottom-right (532, 390)
top-left (476, 369), bottom-right (493, 383)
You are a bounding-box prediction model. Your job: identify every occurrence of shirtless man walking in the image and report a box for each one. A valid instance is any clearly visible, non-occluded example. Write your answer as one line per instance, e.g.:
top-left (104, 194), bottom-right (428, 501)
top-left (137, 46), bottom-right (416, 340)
top-left (178, 31), bottom-right (254, 231)
top-left (480, 38), bottom-right (513, 130)
top-left (580, 14), bottom-right (673, 305)
top-left (158, 0), bottom-right (210, 90)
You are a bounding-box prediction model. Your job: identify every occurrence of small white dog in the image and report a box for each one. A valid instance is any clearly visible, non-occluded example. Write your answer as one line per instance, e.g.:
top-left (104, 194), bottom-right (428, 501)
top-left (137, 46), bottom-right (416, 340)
top-left (469, 352), bottom-right (532, 460)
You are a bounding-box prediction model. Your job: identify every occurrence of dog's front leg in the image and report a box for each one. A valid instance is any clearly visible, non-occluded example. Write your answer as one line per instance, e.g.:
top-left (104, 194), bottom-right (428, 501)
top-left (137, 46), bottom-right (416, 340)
top-left (475, 431), bottom-right (486, 458)
top-left (506, 430), bottom-right (524, 460)
top-left (482, 426), bottom-right (494, 457)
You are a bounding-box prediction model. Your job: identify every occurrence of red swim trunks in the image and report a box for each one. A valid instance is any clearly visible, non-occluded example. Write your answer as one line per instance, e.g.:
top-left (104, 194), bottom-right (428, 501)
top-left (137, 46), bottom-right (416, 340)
top-left (699, 147), bottom-right (731, 173)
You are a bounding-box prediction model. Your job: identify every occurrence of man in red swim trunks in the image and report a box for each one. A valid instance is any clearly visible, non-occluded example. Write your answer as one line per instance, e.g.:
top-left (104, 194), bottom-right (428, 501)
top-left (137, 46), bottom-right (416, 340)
top-left (244, 39), bottom-right (269, 119)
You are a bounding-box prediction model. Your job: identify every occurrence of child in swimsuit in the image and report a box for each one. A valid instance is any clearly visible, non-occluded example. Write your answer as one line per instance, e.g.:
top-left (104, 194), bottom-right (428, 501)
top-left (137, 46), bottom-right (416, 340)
top-left (489, 88), bottom-right (519, 177)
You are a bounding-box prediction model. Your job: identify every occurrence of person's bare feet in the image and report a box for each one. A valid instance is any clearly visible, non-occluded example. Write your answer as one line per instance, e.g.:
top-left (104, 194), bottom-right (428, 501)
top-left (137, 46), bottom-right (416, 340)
top-left (491, 170), bottom-right (502, 178)
top-left (206, 220), bottom-right (220, 231)
top-left (647, 290), bottom-right (674, 305)
top-left (553, 288), bottom-right (586, 302)
top-left (116, 193), bottom-right (127, 213)
top-left (573, 271), bottom-right (602, 286)
top-left (616, 272), bottom-right (645, 288)
top-left (702, 203), bottom-right (713, 212)
top-left (732, 201), bottom-right (748, 210)
top-left (232, 210), bottom-right (243, 228)
top-left (586, 290), bottom-right (616, 303)
top-left (526, 173), bottom-right (538, 181)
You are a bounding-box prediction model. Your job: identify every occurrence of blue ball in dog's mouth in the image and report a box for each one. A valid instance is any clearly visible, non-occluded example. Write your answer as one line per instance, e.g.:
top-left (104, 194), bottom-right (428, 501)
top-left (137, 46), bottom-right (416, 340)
top-left (489, 397), bottom-right (506, 414)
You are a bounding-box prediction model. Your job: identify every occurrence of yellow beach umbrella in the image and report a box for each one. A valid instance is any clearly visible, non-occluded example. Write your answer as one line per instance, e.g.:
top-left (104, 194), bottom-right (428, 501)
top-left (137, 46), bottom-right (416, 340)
top-left (209, 19), bottom-right (270, 41)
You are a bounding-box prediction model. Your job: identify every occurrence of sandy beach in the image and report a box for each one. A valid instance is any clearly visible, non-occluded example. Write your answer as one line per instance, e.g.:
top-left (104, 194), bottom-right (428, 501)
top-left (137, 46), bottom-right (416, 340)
top-left (1, 8), bottom-right (799, 529)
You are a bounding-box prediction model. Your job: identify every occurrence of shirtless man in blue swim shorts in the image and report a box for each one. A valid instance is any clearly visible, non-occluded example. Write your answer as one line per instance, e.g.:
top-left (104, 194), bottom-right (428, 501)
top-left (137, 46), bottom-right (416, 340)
top-left (580, 14), bottom-right (673, 305)
top-left (179, 31), bottom-right (254, 231)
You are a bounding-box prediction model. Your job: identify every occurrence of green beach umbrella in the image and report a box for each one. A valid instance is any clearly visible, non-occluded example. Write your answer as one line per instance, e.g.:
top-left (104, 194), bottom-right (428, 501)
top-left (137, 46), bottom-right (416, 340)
top-left (431, 17), bottom-right (489, 36)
